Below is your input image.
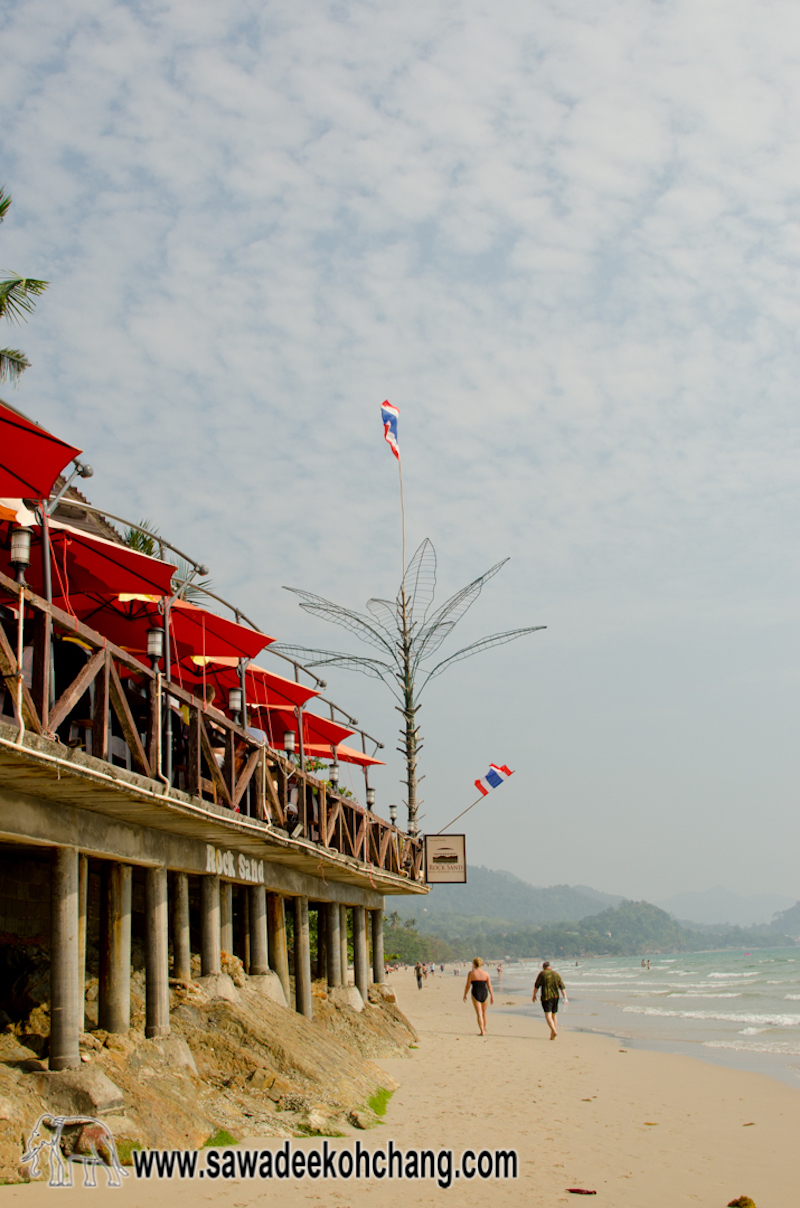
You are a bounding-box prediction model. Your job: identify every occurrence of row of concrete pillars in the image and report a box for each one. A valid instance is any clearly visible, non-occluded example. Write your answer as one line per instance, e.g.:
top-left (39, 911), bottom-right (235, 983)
top-left (49, 847), bottom-right (387, 1071)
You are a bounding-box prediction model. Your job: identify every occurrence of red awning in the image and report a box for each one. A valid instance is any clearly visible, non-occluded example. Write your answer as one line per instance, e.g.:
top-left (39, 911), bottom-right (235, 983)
top-left (176, 657), bottom-right (318, 710)
top-left (258, 707), bottom-right (354, 751)
top-left (54, 594), bottom-right (271, 667)
top-left (0, 402), bottom-right (82, 499)
top-left (302, 742), bottom-right (385, 767)
top-left (0, 517), bottom-right (177, 598)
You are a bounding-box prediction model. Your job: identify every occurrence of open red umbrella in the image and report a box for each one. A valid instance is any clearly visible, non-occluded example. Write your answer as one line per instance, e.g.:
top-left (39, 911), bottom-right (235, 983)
top-left (259, 707), bottom-right (354, 753)
top-left (0, 516), bottom-right (177, 598)
top-left (176, 656), bottom-right (318, 710)
top-left (0, 402), bottom-right (81, 498)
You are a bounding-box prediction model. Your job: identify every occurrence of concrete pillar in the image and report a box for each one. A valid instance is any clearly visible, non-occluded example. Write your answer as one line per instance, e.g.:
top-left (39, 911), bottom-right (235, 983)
top-left (339, 904), bottom-right (349, 983)
top-left (353, 905), bottom-right (369, 1002)
top-left (145, 866), bottom-right (170, 1038)
top-left (371, 908), bottom-right (385, 983)
top-left (249, 884), bottom-right (269, 976)
top-left (201, 875), bottom-right (221, 975)
top-left (77, 854), bottom-right (88, 1031)
top-left (173, 872), bottom-right (192, 984)
top-left (220, 880), bottom-right (233, 956)
top-left (293, 896), bottom-right (312, 1019)
top-left (267, 892), bottom-right (290, 1000)
top-left (325, 898), bottom-right (342, 988)
top-left (316, 904), bottom-right (327, 982)
top-left (50, 846), bottom-right (81, 1070)
top-left (239, 888), bottom-right (251, 973)
top-left (99, 863), bottom-right (132, 1033)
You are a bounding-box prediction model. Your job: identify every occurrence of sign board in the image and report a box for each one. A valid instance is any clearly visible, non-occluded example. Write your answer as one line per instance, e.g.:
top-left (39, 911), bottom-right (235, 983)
top-left (424, 834), bottom-right (467, 883)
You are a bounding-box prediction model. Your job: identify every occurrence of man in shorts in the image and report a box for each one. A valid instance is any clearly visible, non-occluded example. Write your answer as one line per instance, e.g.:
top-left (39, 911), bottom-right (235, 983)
top-left (533, 960), bottom-right (568, 1039)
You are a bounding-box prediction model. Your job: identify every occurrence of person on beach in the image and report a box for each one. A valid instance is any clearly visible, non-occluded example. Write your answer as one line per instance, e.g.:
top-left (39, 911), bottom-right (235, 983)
top-left (533, 960), bottom-right (568, 1040)
top-left (463, 957), bottom-right (494, 1036)
top-left (415, 961), bottom-right (424, 989)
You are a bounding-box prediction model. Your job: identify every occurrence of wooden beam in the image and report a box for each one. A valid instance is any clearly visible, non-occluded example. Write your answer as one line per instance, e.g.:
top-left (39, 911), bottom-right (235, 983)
top-left (0, 622), bottom-right (42, 735)
top-left (325, 799), bottom-right (341, 847)
top-left (30, 611), bottom-right (51, 731)
top-left (263, 760), bottom-right (284, 825)
top-left (48, 647), bottom-right (105, 735)
top-left (199, 715), bottom-right (233, 810)
top-left (233, 748), bottom-right (260, 809)
top-left (108, 660), bottom-right (150, 777)
top-left (378, 825), bottom-right (391, 870)
top-left (92, 651), bottom-right (110, 761)
top-left (186, 706), bottom-right (201, 796)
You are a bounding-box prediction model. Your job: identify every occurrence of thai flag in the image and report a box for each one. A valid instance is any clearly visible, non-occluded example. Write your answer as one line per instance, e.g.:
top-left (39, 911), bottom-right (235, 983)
top-left (474, 764), bottom-right (514, 796)
top-left (381, 400), bottom-right (400, 461)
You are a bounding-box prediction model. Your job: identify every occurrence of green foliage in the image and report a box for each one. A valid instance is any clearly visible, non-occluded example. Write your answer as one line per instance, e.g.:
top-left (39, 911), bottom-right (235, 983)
top-left (115, 1139), bottom-right (143, 1166)
top-left (383, 916), bottom-right (456, 963)
top-left (0, 188), bottom-right (48, 384)
top-left (124, 519), bottom-right (160, 556)
top-left (203, 1129), bottom-right (239, 1147)
top-left (367, 1088), bottom-right (393, 1117)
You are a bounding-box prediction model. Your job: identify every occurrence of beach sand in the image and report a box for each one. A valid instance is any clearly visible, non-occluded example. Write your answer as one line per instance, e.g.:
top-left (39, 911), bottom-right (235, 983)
top-left (6, 969), bottom-right (798, 1207)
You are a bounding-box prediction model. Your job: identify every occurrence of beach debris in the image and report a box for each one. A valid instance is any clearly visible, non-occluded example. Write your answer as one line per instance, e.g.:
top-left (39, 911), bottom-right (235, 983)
top-left (727, 1197), bottom-right (756, 1207)
top-left (742, 1122), bottom-right (755, 1126)
top-left (644, 1122), bottom-right (658, 1126)
top-left (566, 1190), bottom-right (597, 1195)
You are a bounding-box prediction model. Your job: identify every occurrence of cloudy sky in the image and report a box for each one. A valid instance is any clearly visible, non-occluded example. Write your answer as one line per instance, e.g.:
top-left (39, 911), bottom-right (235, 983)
top-left (2, 0), bottom-right (799, 901)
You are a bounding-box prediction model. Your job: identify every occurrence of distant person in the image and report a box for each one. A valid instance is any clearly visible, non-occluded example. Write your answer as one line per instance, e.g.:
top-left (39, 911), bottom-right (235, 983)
top-left (463, 957), bottom-right (494, 1036)
top-left (641, 959), bottom-right (647, 967)
top-left (497, 964), bottom-right (503, 979)
top-left (532, 960), bottom-right (568, 1040)
top-left (414, 961), bottom-right (424, 990)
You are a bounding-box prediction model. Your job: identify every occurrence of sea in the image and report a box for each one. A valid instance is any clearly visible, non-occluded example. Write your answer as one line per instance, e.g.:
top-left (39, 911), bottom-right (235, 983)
top-left (496, 947), bottom-right (800, 1089)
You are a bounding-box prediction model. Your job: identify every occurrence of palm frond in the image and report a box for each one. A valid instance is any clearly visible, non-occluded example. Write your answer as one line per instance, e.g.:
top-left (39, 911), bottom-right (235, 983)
top-left (123, 518), bottom-right (160, 556)
top-left (284, 586), bottom-right (394, 655)
top-left (0, 275), bottom-right (49, 324)
top-left (410, 619), bottom-right (456, 671)
top-left (0, 189), bottom-right (10, 224)
top-left (398, 538), bottom-right (437, 628)
top-left (417, 558), bottom-right (509, 642)
top-left (0, 347), bottom-right (30, 383)
top-left (420, 625), bottom-right (547, 687)
top-left (366, 597), bottom-right (399, 636)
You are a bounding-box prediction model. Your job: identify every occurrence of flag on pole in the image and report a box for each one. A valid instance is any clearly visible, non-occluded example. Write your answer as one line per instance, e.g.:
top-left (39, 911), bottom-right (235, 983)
top-left (474, 764), bottom-right (514, 796)
top-left (381, 400), bottom-right (400, 461)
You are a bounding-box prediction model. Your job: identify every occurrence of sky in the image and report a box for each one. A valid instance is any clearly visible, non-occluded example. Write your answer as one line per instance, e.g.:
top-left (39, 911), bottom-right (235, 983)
top-left (1, 0), bottom-right (799, 901)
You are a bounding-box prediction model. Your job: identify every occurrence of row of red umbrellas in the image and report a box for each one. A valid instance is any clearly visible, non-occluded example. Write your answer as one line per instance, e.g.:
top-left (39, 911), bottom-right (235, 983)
top-left (0, 402), bottom-right (383, 767)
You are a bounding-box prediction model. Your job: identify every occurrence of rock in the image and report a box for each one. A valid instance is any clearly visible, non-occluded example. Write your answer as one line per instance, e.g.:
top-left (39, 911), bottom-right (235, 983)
top-left (329, 986), bottom-right (364, 1013)
top-left (369, 984), bottom-right (397, 1005)
top-left (348, 1110), bottom-right (376, 1130)
top-left (303, 1109), bottom-right (331, 1133)
top-left (103, 1034), bottom-right (135, 1057)
top-left (79, 1032), bottom-right (103, 1052)
top-left (221, 953), bottom-right (247, 988)
top-left (195, 974), bottom-right (239, 1002)
top-left (247, 973), bottom-right (287, 1008)
top-left (149, 1036), bottom-right (198, 1076)
top-left (30, 1067), bottom-right (125, 1116)
top-left (0, 1096), bottom-right (17, 1121)
top-left (247, 1068), bottom-right (272, 1091)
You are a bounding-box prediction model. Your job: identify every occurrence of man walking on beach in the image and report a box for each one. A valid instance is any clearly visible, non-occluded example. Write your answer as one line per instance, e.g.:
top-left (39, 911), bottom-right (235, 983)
top-left (533, 960), bottom-right (568, 1040)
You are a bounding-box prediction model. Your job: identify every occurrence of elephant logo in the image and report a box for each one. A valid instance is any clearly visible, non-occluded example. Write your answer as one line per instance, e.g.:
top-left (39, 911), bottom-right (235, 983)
top-left (22, 1114), bottom-right (129, 1188)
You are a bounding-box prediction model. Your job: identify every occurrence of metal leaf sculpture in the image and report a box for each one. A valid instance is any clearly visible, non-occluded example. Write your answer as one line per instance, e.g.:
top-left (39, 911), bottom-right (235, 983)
top-left (276, 540), bottom-right (545, 833)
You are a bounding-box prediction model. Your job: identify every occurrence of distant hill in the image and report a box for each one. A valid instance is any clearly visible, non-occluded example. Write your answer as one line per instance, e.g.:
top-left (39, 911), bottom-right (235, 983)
top-left (656, 886), bottom-right (795, 927)
top-left (392, 865), bottom-right (621, 932)
top-left (770, 902), bottom-right (800, 937)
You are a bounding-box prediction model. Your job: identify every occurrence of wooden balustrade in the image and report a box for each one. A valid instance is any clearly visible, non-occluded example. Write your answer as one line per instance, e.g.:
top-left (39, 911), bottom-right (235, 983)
top-left (0, 569), bottom-right (422, 880)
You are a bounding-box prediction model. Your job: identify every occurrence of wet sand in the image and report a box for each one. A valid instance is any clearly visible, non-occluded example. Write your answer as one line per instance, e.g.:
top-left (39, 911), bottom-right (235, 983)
top-left (7, 968), bottom-right (799, 1207)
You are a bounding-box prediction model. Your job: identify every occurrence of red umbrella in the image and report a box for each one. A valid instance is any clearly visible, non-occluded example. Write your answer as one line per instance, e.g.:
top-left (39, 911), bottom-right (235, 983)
top-left (176, 657), bottom-right (318, 710)
top-left (260, 707), bottom-right (354, 753)
top-left (0, 402), bottom-right (81, 498)
top-left (0, 517), bottom-right (177, 598)
top-left (302, 742), bottom-right (385, 767)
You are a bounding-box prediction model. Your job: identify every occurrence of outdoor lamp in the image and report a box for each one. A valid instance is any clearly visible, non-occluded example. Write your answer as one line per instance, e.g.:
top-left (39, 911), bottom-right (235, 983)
top-left (146, 626), bottom-right (164, 668)
top-left (228, 686), bottom-right (243, 722)
top-left (389, 803), bottom-right (397, 824)
top-left (9, 527), bottom-right (32, 584)
top-left (366, 787), bottom-right (375, 810)
top-left (329, 763), bottom-right (340, 787)
top-left (283, 730), bottom-right (296, 755)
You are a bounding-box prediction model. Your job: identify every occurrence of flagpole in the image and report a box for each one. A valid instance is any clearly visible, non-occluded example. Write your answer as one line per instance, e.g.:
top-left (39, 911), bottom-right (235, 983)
top-left (435, 794), bottom-right (485, 835)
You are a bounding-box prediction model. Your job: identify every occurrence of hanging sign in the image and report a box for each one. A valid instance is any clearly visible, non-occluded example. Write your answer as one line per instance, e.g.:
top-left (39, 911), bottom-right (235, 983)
top-left (424, 834), bottom-right (467, 883)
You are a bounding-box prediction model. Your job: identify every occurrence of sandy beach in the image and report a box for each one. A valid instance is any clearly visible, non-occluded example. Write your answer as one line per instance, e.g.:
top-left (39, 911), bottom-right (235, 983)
top-left (6, 967), bottom-right (799, 1207)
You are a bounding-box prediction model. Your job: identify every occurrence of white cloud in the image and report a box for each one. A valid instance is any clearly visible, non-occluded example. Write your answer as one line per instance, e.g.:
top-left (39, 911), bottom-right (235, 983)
top-left (1, 0), bottom-right (799, 896)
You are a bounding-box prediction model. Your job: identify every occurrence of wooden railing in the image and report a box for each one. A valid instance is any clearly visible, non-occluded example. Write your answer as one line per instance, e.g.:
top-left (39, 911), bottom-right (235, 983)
top-left (0, 569), bottom-right (423, 882)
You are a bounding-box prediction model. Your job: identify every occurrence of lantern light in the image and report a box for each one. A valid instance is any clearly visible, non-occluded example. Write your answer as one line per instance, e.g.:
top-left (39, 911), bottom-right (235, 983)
top-left (283, 730), bottom-right (296, 755)
top-left (389, 803), bottom-right (397, 824)
top-left (10, 527), bottom-right (32, 584)
top-left (329, 763), bottom-right (340, 787)
top-left (228, 686), bottom-right (243, 715)
top-left (366, 787), bottom-right (375, 810)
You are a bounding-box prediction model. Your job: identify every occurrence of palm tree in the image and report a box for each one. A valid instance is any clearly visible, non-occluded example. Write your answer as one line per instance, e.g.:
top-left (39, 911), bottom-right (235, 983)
top-left (275, 540), bottom-right (545, 834)
top-left (0, 187), bottom-right (49, 384)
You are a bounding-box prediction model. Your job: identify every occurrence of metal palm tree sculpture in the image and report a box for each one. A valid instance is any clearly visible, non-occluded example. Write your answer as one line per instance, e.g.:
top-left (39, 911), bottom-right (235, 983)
top-left (276, 539), bottom-right (545, 834)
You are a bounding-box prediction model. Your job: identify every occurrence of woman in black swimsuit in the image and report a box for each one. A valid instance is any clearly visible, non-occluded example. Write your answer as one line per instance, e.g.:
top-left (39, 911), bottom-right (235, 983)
top-left (463, 957), bottom-right (494, 1036)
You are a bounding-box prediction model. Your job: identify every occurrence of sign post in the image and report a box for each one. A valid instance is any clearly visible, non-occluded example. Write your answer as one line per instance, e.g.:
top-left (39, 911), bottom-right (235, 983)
top-left (424, 834), bottom-right (467, 884)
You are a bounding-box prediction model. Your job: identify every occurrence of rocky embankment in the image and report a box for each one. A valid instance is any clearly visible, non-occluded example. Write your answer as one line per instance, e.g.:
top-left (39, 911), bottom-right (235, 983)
top-left (0, 952), bottom-right (415, 1183)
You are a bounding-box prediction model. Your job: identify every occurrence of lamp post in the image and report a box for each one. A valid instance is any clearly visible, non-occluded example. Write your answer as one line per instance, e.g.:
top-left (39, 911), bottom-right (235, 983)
top-left (9, 527), bottom-right (32, 585)
top-left (146, 626), bottom-right (164, 670)
top-left (366, 787), bottom-right (375, 811)
top-left (389, 803), bottom-right (397, 825)
top-left (283, 730), bottom-right (296, 758)
top-left (329, 762), bottom-right (339, 791)
top-left (228, 686), bottom-right (243, 727)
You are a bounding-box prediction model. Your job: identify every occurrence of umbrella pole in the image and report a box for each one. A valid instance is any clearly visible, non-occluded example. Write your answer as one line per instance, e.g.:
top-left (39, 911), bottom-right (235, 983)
top-left (164, 602), bottom-right (172, 787)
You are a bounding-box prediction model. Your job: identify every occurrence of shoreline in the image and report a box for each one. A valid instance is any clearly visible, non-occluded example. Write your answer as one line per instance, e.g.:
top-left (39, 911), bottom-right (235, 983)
top-left (5, 970), bottom-right (798, 1206)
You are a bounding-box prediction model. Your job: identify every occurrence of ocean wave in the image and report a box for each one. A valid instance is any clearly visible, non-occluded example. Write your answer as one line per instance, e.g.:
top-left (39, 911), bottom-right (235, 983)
top-left (704, 1039), bottom-right (800, 1055)
top-left (706, 972), bottom-right (759, 979)
top-left (739, 1027), bottom-right (767, 1035)
top-left (622, 1006), bottom-right (800, 1027)
top-left (785, 994), bottom-right (800, 1001)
